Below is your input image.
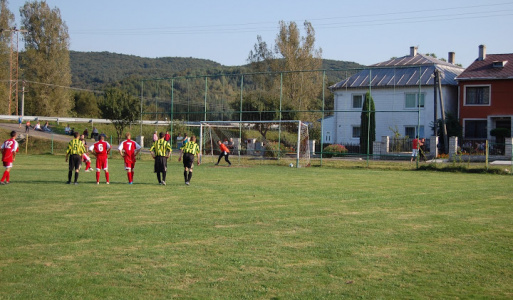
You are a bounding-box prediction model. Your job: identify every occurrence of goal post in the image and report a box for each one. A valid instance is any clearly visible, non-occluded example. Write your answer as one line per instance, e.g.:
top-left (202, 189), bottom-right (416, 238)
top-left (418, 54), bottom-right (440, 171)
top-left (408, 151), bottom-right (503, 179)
top-left (200, 120), bottom-right (310, 168)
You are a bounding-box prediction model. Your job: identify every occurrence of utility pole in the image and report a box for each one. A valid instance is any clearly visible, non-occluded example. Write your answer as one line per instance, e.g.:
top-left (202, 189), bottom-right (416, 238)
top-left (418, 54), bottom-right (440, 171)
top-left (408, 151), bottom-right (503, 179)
top-left (2, 27), bottom-right (28, 115)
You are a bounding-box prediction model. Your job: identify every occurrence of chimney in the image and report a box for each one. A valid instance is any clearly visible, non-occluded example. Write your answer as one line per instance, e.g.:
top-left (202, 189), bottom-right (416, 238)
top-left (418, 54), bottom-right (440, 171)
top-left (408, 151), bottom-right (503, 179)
top-left (448, 52), bottom-right (455, 64)
top-left (410, 46), bottom-right (418, 57)
top-left (479, 45), bottom-right (486, 61)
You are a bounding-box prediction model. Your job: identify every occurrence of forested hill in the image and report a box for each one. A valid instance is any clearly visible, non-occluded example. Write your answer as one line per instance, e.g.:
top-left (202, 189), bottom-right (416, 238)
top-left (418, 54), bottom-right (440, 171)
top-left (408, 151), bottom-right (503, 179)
top-left (69, 51), bottom-right (364, 90)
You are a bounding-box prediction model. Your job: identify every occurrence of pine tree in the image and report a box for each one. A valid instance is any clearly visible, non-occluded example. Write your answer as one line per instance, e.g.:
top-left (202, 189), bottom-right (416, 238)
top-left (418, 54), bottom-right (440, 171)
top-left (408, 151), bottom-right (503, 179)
top-left (20, 1), bottom-right (71, 116)
top-left (360, 92), bottom-right (376, 154)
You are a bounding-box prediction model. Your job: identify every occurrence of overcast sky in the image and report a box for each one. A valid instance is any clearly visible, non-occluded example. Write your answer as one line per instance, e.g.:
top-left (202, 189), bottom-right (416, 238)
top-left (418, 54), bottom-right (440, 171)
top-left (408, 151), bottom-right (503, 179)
top-left (8, 0), bottom-right (513, 67)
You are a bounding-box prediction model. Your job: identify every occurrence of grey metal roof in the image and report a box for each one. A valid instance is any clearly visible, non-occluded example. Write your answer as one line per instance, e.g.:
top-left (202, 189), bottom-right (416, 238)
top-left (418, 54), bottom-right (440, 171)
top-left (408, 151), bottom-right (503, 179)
top-left (330, 54), bottom-right (464, 90)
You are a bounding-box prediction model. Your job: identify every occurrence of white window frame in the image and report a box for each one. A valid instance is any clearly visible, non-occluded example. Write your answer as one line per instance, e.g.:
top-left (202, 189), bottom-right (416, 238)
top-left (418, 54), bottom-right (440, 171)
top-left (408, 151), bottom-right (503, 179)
top-left (404, 92), bottom-right (425, 109)
top-left (352, 94), bottom-right (364, 109)
top-left (352, 125), bottom-right (361, 139)
top-left (405, 126), bottom-right (424, 138)
top-left (463, 84), bottom-right (491, 106)
top-left (463, 118), bottom-right (488, 139)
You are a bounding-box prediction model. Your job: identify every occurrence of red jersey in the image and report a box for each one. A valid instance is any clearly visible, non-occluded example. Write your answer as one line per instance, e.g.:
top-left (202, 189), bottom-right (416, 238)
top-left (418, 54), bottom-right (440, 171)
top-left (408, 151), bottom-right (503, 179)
top-left (118, 139), bottom-right (141, 163)
top-left (219, 143), bottom-right (230, 153)
top-left (412, 138), bottom-right (420, 150)
top-left (90, 141), bottom-right (111, 158)
top-left (1, 138), bottom-right (19, 163)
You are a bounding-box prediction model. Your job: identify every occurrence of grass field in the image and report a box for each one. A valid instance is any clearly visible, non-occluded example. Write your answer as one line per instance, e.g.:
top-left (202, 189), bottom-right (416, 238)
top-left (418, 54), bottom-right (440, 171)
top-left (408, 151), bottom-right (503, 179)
top-left (1, 155), bottom-right (512, 299)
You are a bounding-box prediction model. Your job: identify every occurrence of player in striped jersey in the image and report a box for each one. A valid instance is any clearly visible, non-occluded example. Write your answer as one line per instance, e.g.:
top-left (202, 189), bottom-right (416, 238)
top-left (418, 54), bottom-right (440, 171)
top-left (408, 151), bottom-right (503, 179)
top-left (150, 132), bottom-right (172, 185)
top-left (178, 135), bottom-right (200, 185)
top-left (1, 131), bottom-right (19, 184)
top-left (118, 132), bottom-right (142, 184)
top-left (65, 132), bottom-right (87, 185)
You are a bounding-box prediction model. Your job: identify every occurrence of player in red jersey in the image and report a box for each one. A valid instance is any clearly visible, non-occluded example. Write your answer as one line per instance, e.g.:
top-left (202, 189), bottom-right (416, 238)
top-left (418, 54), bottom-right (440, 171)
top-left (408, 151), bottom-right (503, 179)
top-left (1, 131), bottom-right (19, 184)
top-left (89, 133), bottom-right (111, 184)
top-left (118, 132), bottom-right (142, 184)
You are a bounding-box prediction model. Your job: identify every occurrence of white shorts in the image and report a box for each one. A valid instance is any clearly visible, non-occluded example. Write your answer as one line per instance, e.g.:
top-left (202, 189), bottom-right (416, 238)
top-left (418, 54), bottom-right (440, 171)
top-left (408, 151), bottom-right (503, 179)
top-left (412, 149), bottom-right (419, 157)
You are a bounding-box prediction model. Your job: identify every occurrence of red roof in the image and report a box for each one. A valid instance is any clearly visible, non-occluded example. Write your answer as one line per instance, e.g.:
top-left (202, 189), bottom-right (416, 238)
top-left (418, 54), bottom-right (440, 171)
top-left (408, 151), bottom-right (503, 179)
top-left (457, 53), bottom-right (513, 80)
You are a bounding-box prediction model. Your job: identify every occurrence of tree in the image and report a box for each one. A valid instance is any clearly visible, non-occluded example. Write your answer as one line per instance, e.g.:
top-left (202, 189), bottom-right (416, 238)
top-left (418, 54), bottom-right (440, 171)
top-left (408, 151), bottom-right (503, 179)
top-left (99, 88), bottom-right (139, 143)
top-left (246, 21), bottom-right (323, 139)
top-left (20, 1), bottom-right (71, 116)
top-left (360, 92), bottom-right (375, 154)
top-left (72, 91), bottom-right (100, 117)
top-left (0, 0), bottom-right (15, 115)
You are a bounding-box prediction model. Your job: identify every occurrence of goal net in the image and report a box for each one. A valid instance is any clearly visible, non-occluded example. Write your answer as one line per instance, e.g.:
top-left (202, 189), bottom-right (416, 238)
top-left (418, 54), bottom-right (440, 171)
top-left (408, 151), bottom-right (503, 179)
top-left (200, 120), bottom-right (311, 167)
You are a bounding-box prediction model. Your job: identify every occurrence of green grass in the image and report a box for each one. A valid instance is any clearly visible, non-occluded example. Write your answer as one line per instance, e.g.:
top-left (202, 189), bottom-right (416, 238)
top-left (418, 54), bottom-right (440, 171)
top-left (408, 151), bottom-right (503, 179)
top-left (1, 155), bottom-right (512, 299)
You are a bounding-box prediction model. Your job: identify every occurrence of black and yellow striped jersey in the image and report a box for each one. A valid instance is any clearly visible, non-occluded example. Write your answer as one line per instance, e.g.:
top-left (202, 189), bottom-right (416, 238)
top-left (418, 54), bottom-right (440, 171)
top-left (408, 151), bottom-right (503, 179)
top-left (66, 139), bottom-right (86, 155)
top-left (150, 139), bottom-right (172, 157)
top-left (181, 141), bottom-right (199, 155)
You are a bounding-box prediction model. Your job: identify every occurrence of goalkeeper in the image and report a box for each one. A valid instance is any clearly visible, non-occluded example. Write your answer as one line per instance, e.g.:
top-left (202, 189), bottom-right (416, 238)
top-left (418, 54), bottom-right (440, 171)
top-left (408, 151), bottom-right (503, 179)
top-left (215, 140), bottom-right (231, 166)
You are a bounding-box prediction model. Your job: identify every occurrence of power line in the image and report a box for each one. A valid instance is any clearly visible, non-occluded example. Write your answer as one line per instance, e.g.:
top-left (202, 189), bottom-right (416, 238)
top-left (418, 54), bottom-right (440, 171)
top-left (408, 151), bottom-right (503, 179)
top-left (70, 2), bottom-right (513, 36)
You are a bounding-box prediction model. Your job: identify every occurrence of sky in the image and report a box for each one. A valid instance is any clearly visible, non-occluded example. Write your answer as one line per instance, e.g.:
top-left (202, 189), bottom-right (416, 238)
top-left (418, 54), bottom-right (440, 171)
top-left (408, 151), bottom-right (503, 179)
top-left (7, 0), bottom-right (513, 68)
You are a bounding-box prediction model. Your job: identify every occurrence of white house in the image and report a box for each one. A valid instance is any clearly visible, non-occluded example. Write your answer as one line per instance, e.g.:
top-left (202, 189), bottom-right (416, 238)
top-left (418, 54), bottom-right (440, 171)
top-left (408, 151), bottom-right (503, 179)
top-left (323, 47), bottom-right (464, 145)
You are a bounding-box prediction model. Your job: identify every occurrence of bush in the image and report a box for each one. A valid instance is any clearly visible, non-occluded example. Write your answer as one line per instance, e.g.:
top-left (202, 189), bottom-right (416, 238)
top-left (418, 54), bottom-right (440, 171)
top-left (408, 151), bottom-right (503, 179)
top-left (264, 142), bottom-right (287, 158)
top-left (323, 144), bottom-right (348, 158)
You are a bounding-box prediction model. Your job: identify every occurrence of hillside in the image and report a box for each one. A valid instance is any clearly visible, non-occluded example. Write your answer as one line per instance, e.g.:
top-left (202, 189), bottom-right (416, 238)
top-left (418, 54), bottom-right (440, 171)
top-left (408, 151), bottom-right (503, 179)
top-left (69, 51), bottom-right (364, 91)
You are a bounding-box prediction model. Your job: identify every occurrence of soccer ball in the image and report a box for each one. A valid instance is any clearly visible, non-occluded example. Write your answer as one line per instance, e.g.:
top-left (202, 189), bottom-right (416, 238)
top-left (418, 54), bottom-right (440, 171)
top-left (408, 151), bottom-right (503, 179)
top-left (289, 163), bottom-right (294, 168)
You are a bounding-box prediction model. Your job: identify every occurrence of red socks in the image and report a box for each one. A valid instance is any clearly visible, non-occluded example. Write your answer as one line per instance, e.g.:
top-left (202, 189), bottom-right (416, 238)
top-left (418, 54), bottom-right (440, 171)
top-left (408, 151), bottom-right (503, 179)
top-left (86, 161), bottom-right (91, 169)
top-left (127, 171), bottom-right (134, 183)
top-left (1, 171), bottom-right (8, 182)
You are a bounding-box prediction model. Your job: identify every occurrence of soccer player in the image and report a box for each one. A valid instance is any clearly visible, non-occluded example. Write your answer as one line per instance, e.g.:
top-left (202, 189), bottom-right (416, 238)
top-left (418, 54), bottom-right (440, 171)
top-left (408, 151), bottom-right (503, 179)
top-left (89, 133), bottom-right (111, 184)
top-left (1, 131), bottom-right (19, 185)
top-left (118, 132), bottom-right (142, 184)
top-left (150, 132), bottom-right (172, 185)
top-left (178, 135), bottom-right (200, 186)
top-left (215, 140), bottom-right (231, 166)
top-left (65, 132), bottom-right (87, 185)
top-left (82, 152), bottom-right (93, 172)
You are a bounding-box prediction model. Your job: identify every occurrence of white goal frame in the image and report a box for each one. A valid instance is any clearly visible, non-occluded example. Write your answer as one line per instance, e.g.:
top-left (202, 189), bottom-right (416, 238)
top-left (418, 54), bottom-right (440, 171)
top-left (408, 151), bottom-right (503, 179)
top-left (200, 120), bottom-right (310, 168)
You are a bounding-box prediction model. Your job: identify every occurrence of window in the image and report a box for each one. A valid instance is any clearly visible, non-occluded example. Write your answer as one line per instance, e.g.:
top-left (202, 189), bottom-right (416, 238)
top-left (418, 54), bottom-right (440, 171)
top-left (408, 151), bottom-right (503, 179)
top-left (464, 120), bottom-right (487, 138)
top-left (352, 126), bottom-right (361, 138)
top-left (405, 126), bottom-right (424, 138)
top-left (465, 86), bottom-right (490, 105)
top-left (405, 93), bottom-right (425, 109)
top-left (352, 94), bottom-right (363, 109)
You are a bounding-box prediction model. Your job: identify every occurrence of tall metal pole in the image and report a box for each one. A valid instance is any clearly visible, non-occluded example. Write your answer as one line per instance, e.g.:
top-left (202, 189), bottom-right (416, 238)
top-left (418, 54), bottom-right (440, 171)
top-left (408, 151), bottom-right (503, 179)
top-left (4, 28), bottom-right (27, 115)
top-left (204, 77), bottom-right (208, 122)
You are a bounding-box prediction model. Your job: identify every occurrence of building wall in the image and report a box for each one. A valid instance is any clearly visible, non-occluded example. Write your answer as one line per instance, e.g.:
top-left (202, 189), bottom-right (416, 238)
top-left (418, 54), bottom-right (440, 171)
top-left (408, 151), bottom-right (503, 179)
top-left (330, 86), bottom-right (458, 145)
top-left (459, 79), bottom-right (513, 118)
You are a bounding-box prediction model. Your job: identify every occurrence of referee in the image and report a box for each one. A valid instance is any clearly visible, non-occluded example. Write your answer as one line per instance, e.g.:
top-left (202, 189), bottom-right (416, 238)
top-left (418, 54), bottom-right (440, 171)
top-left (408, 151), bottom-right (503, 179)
top-left (150, 132), bottom-right (172, 185)
top-left (178, 135), bottom-right (200, 186)
top-left (65, 132), bottom-right (86, 185)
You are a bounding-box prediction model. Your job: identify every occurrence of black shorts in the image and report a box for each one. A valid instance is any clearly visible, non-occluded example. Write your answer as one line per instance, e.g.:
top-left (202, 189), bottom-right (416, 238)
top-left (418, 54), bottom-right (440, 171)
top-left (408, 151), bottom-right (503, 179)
top-left (69, 154), bottom-right (82, 171)
top-left (183, 153), bottom-right (194, 169)
top-left (154, 156), bottom-right (168, 173)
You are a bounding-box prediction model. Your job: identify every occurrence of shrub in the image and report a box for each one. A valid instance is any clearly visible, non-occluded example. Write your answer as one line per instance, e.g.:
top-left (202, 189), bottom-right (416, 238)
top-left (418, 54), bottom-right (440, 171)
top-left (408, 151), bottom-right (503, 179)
top-left (323, 144), bottom-right (348, 158)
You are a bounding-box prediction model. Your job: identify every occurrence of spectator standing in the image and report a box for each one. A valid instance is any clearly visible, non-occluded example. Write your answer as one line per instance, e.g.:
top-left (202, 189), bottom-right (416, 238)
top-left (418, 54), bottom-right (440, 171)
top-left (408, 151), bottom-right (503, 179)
top-left (164, 131), bottom-right (171, 143)
top-left (176, 133), bottom-right (184, 149)
top-left (411, 136), bottom-right (422, 163)
top-left (25, 120), bottom-right (31, 133)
